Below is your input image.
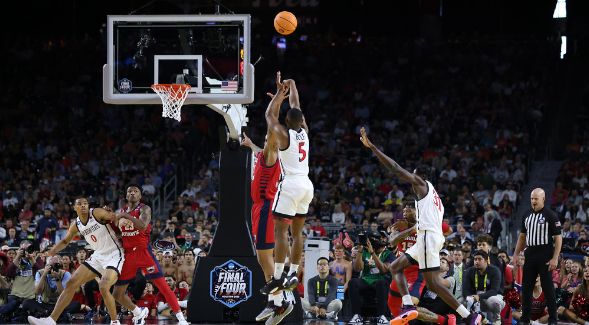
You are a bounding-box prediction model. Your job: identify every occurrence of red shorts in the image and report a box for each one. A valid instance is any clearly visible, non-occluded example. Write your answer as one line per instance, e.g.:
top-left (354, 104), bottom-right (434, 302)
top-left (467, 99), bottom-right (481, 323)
top-left (252, 200), bottom-right (275, 250)
top-left (531, 311), bottom-right (547, 321)
top-left (115, 246), bottom-right (164, 285)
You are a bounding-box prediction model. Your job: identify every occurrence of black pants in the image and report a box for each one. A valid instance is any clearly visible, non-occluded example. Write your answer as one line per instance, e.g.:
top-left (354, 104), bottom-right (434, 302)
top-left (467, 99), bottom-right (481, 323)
top-left (520, 247), bottom-right (557, 323)
top-left (348, 278), bottom-right (389, 316)
top-left (22, 299), bottom-right (81, 318)
top-left (84, 279), bottom-right (99, 308)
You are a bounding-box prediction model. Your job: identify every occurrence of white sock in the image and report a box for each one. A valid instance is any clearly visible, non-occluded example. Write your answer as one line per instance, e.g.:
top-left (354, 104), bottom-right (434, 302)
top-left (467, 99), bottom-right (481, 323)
top-left (584, 322), bottom-right (589, 325)
top-left (274, 263), bottom-right (285, 279)
top-left (401, 295), bottom-right (413, 306)
top-left (132, 306), bottom-right (142, 316)
top-left (326, 311), bottom-right (335, 318)
top-left (46, 318), bottom-right (56, 325)
top-left (456, 305), bottom-right (470, 318)
top-left (111, 321), bottom-right (120, 325)
top-left (288, 264), bottom-right (298, 276)
top-left (176, 312), bottom-right (186, 322)
top-left (273, 293), bottom-right (283, 307)
top-left (269, 294), bottom-right (273, 302)
top-left (178, 300), bottom-right (187, 308)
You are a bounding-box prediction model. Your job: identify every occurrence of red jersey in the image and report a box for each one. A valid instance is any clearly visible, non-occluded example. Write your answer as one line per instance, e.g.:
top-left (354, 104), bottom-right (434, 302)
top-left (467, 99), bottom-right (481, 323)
top-left (531, 290), bottom-right (547, 320)
top-left (251, 151), bottom-right (281, 202)
top-left (120, 203), bottom-right (151, 250)
top-left (396, 222), bottom-right (450, 275)
top-left (137, 293), bottom-right (158, 312)
top-left (156, 287), bottom-right (189, 308)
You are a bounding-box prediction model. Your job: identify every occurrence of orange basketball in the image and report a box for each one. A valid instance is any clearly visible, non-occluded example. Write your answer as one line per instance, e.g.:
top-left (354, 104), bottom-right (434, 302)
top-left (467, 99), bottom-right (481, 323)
top-left (274, 11), bottom-right (297, 35)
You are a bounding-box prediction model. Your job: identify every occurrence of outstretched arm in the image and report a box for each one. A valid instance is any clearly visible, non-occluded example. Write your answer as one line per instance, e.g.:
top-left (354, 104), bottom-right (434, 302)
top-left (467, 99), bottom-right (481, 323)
top-left (240, 132), bottom-right (263, 156)
top-left (388, 226), bottom-right (417, 246)
top-left (359, 127), bottom-right (426, 190)
top-left (283, 79), bottom-right (309, 134)
top-left (265, 72), bottom-right (290, 148)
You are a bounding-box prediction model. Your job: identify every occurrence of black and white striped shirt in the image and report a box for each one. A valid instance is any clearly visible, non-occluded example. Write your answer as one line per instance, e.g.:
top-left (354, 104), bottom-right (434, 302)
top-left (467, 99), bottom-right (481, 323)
top-left (521, 207), bottom-right (562, 247)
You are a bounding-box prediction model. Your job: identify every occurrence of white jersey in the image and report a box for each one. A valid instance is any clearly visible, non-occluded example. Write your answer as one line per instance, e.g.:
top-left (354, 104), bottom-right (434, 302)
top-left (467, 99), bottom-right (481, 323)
top-left (279, 128), bottom-right (309, 177)
top-left (75, 209), bottom-right (122, 255)
top-left (415, 180), bottom-right (444, 236)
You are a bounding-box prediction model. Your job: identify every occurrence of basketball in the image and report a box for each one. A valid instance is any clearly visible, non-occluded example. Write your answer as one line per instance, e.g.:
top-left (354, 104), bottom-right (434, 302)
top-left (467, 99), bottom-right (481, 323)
top-left (274, 11), bottom-right (297, 35)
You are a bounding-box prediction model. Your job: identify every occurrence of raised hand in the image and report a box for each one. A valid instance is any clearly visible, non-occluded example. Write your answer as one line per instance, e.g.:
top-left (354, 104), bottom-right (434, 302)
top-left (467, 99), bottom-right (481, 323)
top-left (274, 71), bottom-right (290, 97)
top-left (359, 127), bottom-right (373, 148)
top-left (240, 132), bottom-right (253, 148)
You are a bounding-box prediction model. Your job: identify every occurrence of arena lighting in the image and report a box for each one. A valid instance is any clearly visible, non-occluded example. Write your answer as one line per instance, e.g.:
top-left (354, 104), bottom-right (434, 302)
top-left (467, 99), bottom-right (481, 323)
top-left (553, 0), bottom-right (566, 18)
top-left (560, 36), bottom-right (567, 59)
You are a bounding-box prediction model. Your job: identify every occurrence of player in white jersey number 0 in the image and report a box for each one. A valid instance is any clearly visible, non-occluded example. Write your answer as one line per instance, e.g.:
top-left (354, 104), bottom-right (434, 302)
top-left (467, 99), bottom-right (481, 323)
top-left (359, 128), bottom-right (482, 325)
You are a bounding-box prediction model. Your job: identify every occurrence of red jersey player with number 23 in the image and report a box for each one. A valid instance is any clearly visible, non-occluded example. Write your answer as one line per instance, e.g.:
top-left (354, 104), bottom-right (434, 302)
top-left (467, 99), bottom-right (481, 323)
top-left (111, 184), bottom-right (189, 325)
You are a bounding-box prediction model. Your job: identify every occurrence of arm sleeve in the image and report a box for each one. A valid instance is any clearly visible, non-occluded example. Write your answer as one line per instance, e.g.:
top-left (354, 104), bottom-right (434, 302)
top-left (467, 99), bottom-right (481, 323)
top-left (462, 268), bottom-right (473, 297)
top-left (5, 262), bottom-right (17, 278)
top-left (520, 212), bottom-right (527, 234)
top-left (478, 266), bottom-right (501, 299)
top-left (307, 276), bottom-right (317, 306)
top-left (35, 271), bottom-right (42, 285)
top-left (61, 271), bottom-right (71, 287)
top-left (325, 277), bottom-right (339, 305)
top-left (383, 252), bottom-right (395, 264)
top-left (548, 211), bottom-right (562, 236)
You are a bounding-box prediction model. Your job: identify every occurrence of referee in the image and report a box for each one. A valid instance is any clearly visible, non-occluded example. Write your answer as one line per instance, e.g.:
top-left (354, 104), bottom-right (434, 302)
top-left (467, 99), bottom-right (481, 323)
top-left (512, 188), bottom-right (562, 325)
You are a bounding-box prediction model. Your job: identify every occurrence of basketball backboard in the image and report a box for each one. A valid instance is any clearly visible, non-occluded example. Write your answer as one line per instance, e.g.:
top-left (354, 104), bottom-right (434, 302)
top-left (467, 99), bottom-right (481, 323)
top-left (103, 15), bottom-right (254, 105)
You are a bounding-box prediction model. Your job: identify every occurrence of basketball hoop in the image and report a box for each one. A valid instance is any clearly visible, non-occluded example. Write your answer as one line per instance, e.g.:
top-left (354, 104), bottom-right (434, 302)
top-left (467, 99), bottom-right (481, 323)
top-left (151, 84), bottom-right (191, 121)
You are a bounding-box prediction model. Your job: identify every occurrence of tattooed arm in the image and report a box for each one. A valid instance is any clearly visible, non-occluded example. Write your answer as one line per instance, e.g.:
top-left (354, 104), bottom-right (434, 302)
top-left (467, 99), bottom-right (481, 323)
top-left (416, 307), bottom-right (442, 322)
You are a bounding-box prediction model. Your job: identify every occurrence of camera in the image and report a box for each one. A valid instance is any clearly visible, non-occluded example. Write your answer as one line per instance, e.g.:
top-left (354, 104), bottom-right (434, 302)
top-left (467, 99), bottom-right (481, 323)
top-left (21, 245), bottom-right (35, 255)
top-left (51, 263), bottom-right (63, 272)
top-left (356, 230), bottom-right (384, 248)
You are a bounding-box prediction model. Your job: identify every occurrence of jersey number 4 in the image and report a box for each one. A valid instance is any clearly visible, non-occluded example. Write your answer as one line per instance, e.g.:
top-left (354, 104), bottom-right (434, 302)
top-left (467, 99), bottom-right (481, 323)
top-left (433, 190), bottom-right (442, 211)
top-left (298, 142), bottom-right (307, 162)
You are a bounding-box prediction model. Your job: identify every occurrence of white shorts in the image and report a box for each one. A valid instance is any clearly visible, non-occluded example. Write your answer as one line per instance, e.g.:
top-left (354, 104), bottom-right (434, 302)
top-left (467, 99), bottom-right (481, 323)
top-left (84, 248), bottom-right (125, 277)
top-left (272, 176), bottom-right (314, 219)
top-left (404, 230), bottom-right (444, 271)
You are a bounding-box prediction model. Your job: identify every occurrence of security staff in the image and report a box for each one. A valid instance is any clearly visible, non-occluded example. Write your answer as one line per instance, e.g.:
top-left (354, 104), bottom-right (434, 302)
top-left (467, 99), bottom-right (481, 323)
top-left (512, 188), bottom-right (561, 325)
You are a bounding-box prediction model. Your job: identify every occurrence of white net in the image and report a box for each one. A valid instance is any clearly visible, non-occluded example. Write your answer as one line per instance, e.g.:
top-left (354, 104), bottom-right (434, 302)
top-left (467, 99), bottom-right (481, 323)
top-left (151, 84), bottom-right (192, 122)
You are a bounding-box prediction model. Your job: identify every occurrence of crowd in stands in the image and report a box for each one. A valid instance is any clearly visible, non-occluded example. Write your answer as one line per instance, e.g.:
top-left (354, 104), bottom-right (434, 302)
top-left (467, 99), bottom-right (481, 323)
top-left (2, 19), bottom-right (589, 324)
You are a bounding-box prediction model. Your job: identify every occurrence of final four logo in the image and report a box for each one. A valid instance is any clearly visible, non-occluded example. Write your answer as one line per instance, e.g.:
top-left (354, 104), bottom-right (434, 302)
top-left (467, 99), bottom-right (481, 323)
top-left (210, 260), bottom-right (252, 308)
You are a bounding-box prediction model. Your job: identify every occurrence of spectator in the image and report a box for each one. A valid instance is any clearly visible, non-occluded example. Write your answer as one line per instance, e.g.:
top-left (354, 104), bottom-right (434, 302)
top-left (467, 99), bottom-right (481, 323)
top-left (22, 256), bottom-right (80, 319)
top-left (142, 178), bottom-right (156, 197)
top-left (440, 165), bottom-right (457, 183)
top-left (557, 266), bottom-right (589, 324)
top-left (319, 202), bottom-right (331, 222)
top-left (348, 232), bottom-right (394, 325)
top-left (411, 257), bottom-right (456, 325)
top-left (302, 257), bottom-right (342, 319)
top-left (312, 220), bottom-right (327, 237)
top-left (350, 197), bottom-right (365, 224)
top-left (180, 184), bottom-right (196, 199)
top-left (452, 248), bottom-right (466, 303)
top-left (560, 260), bottom-right (582, 293)
top-left (135, 282), bottom-right (158, 316)
top-left (3, 191), bottom-right (18, 208)
top-left (1, 240), bottom-right (45, 316)
top-left (567, 222), bottom-right (583, 242)
top-left (329, 245), bottom-right (352, 292)
top-left (368, 196), bottom-right (383, 220)
top-left (156, 275), bottom-right (188, 316)
top-left (37, 209), bottom-right (59, 245)
top-left (561, 220), bottom-right (572, 237)
top-left (303, 222), bottom-right (318, 238)
top-left (503, 183), bottom-right (518, 205)
top-left (485, 210), bottom-right (503, 247)
top-left (332, 204), bottom-right (345, 224)
top-left (462, 250), bottom-right (505, 325)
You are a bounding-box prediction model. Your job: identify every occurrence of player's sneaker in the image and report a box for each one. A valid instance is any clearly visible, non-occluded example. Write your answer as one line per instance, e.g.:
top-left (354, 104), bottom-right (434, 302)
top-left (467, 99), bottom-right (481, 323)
top-left (265, 301), bottom-right (293, 325)
top-left (132, 307), bottom-right (149, 325)
top-left (446, 315), bottom-right (456, 325)
top-left (178, 321), bottom-right (190, 325)
top-left (260, 276), bottom-right (288, 295)
top-left (27, 316), bottom-right (56, 325)
top-left (256, 300), bottom-right (275, 322)
top-left (377, 315), bottom-right (389, 324)
top-left (348, 314), bottom-right (363, 324)
top-left (389, 305), bottom-right (418, 325)
top-left (466, 312), bottom-right (483, 325)
top-left (283, 274), bottom-right (299, 291)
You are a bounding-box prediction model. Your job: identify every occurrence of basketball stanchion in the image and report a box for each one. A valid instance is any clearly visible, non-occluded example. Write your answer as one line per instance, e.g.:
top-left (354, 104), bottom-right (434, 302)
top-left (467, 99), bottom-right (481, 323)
top-left (186, 149), bottom-right (302, 323)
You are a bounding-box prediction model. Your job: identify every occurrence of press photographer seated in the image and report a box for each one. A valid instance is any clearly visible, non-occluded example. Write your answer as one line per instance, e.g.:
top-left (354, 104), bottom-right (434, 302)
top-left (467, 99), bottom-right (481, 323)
top-left (22, 256), bottom-right (81, 319)
top-left (348, 230), bottom-right (395, 324)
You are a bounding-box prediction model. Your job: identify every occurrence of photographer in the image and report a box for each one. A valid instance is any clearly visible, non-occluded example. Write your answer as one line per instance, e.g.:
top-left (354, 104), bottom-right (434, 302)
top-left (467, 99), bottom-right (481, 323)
top-left (348, 231), bottom-right (395, 324)
top-left (22, 256), bottom-right (80, 318)
top-left (0, 240), bottom-right (44, 316)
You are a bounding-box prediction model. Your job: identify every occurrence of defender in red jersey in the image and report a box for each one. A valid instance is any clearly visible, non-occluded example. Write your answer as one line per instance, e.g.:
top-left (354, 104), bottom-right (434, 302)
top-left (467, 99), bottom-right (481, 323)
top-left (387, 202), bottom-right (452, 319)
top-left (111, 184), bottom-right (188, 325)
top-left (241, 107), bottom-right (283, 322)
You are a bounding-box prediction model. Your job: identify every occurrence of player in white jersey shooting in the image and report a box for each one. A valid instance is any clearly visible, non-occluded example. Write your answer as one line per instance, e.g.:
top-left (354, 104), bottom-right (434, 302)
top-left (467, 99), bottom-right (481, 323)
top-left (359, 128), bottom-right (482, 325)
top-left (259, 73), bottom-right (313, 325)
top-left (28, 197), bottom-right (126, 325)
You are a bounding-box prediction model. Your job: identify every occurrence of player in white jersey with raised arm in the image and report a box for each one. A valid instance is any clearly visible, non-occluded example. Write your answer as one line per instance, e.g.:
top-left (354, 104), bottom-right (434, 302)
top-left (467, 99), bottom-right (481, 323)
top-left (359, 128), bottom-right (482, 325)
top-left (28, 197), bottom-right (125, 325)
top-left (259, 73), bottom-right (313, 325)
